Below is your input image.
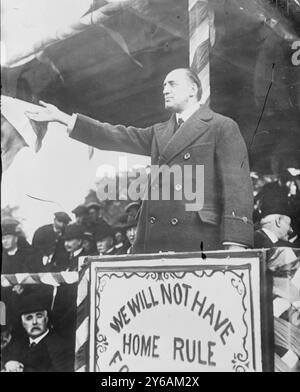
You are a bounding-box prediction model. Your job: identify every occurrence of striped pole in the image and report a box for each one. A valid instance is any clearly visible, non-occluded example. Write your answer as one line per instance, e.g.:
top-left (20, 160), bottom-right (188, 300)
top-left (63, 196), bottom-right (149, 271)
top-left (75, 266), bottom-right (91, 372)
top-left (189, 0), bottom-right (214, 105)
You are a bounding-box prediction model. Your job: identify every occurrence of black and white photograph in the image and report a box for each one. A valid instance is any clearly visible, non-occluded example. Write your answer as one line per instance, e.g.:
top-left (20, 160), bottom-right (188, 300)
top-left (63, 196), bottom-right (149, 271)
top-left (1, 0), bottom-right (300, 373)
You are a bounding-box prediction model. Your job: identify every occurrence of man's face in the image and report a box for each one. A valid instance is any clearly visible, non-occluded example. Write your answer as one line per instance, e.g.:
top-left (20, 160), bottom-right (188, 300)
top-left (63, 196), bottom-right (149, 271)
top-left (88, 208), bottom-right (99, 223)
top-left (53, 218), bottom-right (65, 231)
top-left (115, 231), bottom-right (123, 244)
top-left (163, 70), bottom-right (196, 113)
top-left (21, 310), bottom-right (48, 338)
top-left (126, 226), bottom-right (137, 245)
top-left (2, 234), bottom-right (18, 251)
top-left (64, 238), bottom-right (82, 253)
top-left (278, 216), bottom-right (293, 240)
top-left (96, 237), bottom-right (113, 254)
top-left (82, 239), bottom-right (93, 252)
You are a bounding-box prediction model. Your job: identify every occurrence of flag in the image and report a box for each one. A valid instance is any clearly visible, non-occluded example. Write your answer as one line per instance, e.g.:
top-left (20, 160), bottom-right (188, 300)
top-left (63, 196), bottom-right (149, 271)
top-left (1, 96), bottom-right (48, 171)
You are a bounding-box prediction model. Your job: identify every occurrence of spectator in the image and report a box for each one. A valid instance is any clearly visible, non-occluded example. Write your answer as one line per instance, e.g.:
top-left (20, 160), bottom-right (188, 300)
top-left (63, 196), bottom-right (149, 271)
top-left (1, 223), bottom-right (33, 274)
top-left (95, 227), bottom-right (116, 256)
top-left (254, 199), bottom-right (294, 248)
top-left (82, 231), bottom-right (97, 255)
top-left (58, 224), bottom-right (88, 271)
top-left (0, 323), bottom-right (13, 371)
top-left (71, 204), bottom-right (89, 227)
top-left (1, 217), bottom-right (31, 252)
top-left (32, 212), bottom-right (71, 254)
top-left (125, 219), bottom-right (138, 254)
top-left (86, 202), bottom-right (112, 239)
top-left (2, 292), bottom-right (73, 372)
top-left (124, 201), bottom-right (141, 223)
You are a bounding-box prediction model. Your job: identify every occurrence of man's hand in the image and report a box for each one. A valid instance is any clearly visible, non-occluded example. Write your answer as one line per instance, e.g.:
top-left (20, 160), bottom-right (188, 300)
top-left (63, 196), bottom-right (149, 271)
top-left (4, 361), bottom-right (24, 372)
top-left (25, 101), bottom-right (71, 126)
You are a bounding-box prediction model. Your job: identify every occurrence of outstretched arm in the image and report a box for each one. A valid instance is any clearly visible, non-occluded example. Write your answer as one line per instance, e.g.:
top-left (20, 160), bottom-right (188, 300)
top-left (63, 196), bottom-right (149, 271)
top-left (25, 101), bottom-right (72, 126)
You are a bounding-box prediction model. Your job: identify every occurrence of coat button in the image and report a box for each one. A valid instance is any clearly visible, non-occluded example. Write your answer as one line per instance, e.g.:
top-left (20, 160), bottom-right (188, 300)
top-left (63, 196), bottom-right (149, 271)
top-left (149, 216), bottom-right (156, 224)
top-left (175, 184), bottom-right (182, 191)
top-left (170, 218), bottom-right (179, 226)
top-left (183, 152), bottom-right (191, 160)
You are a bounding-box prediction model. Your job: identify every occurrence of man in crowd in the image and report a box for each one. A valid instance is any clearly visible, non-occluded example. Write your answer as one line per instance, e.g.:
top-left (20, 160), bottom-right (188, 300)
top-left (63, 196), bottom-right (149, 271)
top-left (86, 202), bottom-right (112, 239)
top-left (59, 224), bottom-right (88, 271)
top-left (82, 230), bottom-right (98, 255)
top-left (113, 216), bottom-right (130, 255)
top-left (2, 292), bottom-right (72, 372)
top-left (254, 199), bottom-right (294, 248)
top-left (95, 227), bottom-right (116, 256)
top-left (31, 212), bottom-right (71, 271)
top-left (1, 223), bottom-right (33, 274)
top-left (125, 201), bottom-right (141, 223)
top-left (1, 217), bottom-right (31, 252)
top-left (26, 68), bottom-right (254, 253)
top-left (125, 219), bottom-right (138, 254)
top-left (72, 204), bottom-right (89, 227)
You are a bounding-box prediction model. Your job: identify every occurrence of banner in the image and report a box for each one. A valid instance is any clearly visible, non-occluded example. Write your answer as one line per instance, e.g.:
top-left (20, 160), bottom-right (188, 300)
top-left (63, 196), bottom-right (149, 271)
top-left (83, 251), bottom-right (270, 372)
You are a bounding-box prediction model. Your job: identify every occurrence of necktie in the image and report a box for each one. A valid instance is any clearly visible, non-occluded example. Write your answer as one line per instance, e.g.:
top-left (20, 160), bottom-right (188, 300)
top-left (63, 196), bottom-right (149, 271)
top-left (29, 341), bottom-right (37, 348)
top-left (174, 117), bottom-right (184, 133)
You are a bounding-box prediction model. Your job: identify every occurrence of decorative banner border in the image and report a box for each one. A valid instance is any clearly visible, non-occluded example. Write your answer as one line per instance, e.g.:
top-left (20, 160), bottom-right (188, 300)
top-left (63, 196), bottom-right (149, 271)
top-left (82, 250), bottom-right (271, 372)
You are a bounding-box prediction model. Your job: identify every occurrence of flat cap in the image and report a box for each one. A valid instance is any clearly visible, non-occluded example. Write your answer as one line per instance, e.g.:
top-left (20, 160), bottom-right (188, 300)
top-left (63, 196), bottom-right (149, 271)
top-left (2, 223), bottom-right (18, 236)
top-left (54, 211), bottom-right (71, 224)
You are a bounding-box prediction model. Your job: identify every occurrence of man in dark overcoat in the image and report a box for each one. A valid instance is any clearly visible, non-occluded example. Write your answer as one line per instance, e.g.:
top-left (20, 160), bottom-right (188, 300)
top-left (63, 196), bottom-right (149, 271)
top-left (26, 68), bottom-right (254, 252)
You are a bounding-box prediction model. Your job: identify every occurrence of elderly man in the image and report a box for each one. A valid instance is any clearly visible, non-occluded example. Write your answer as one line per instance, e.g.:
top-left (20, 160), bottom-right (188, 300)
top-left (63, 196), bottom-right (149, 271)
top-left (254, 200), bottom-right (294, 248)
top-left (3, 293), bottom-right (72, 372)
top-left (26, 68), bottom-right (254, 253)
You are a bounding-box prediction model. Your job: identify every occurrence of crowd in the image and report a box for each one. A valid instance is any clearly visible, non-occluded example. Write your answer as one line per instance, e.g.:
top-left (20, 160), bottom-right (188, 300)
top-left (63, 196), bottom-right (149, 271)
top-left (1, 168), bottom-right (300, 372)
top-left (0, 200), bottom-right (140, 372)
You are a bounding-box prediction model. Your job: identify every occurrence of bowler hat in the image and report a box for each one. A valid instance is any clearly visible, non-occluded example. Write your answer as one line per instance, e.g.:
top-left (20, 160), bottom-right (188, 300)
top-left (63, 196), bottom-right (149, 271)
top-left (54, 211), bottom-right (71, 224)
top-left (260, 197), bottom-right (291, 219)
top-left (72, 205), bottom-right (88, 216)
top-left (18, 293), bottom-right (51, 316)
top-left (63, 224), bottom-right (84, 240)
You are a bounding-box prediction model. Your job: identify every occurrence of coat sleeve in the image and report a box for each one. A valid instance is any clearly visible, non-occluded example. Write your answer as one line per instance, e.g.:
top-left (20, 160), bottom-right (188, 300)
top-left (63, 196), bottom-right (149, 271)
top-left (69, 113), bottom-right (154, 157)
top-left (216, 118), bottom-right (254, 247)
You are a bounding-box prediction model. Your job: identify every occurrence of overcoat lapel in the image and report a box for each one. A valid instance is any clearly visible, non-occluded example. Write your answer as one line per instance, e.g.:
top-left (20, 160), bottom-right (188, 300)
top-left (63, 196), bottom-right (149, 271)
top-left (154, 107), bottom-right (213, 165)
top-left (154, 115), bottom-right (177, 157)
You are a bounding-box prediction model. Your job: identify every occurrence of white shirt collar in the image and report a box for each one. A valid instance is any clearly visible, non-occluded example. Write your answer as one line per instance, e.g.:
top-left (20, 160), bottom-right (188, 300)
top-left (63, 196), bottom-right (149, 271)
top-left (176, 102), bottom-right (200, 123)
top-left (7, 247), bottom-right (18, 256)
top-left (261, 228), bottom-right (278, 243)
top-left (29, 329), bottom-right (49, 345)
top-left (105, 246), bottom-right (115, 255)
top-left (73, 248), bottom-right (83, 257)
